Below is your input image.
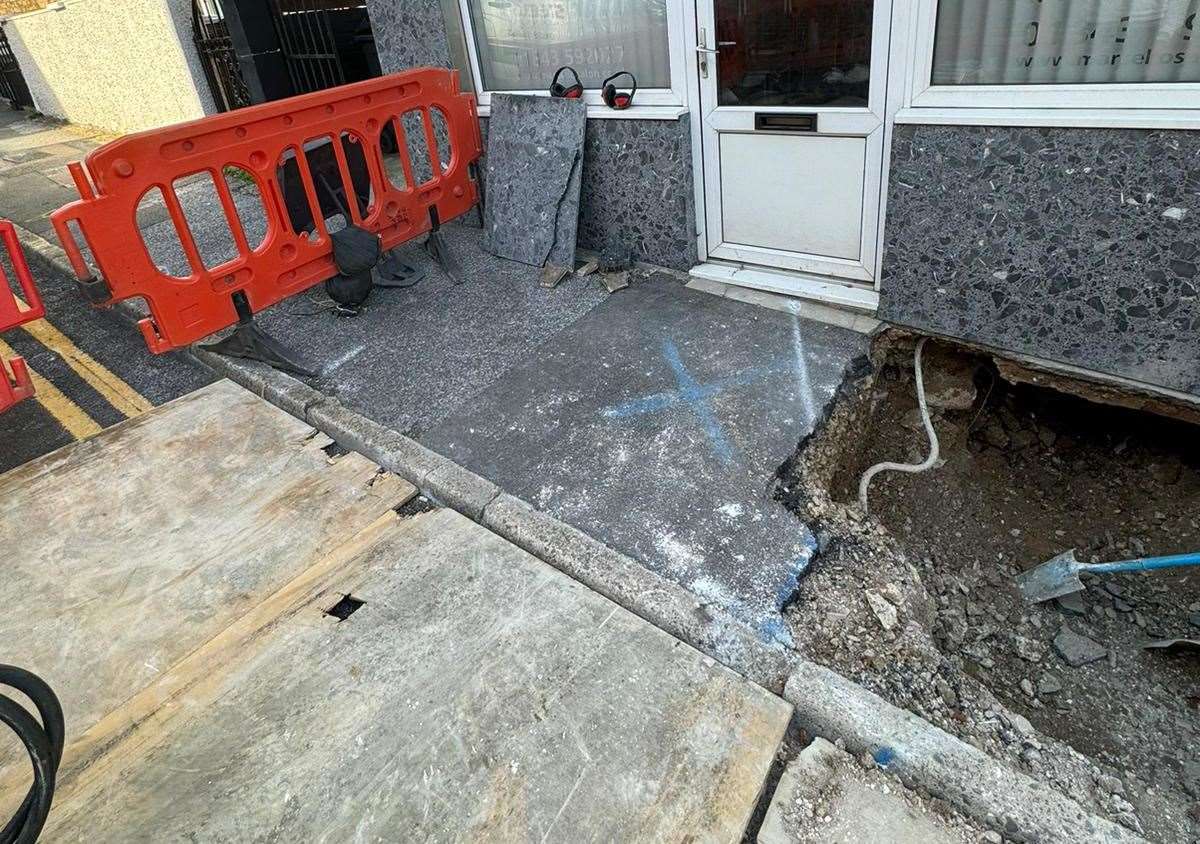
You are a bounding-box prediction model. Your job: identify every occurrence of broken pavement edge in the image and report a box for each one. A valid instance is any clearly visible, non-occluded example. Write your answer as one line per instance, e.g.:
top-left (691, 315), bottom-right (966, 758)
top-left (11, 220), bottom-right (1147, 844)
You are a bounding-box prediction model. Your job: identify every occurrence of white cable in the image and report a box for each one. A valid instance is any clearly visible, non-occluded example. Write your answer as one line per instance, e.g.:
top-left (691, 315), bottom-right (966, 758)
top-left (858, 337), bottom-right (940, 515)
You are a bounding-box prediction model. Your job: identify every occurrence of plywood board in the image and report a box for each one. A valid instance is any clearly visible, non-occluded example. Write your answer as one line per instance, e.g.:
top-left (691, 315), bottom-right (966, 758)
top-left (0, 379), bottom-right (414, 786)
top-left (44, 508), bottom-right (790, 842)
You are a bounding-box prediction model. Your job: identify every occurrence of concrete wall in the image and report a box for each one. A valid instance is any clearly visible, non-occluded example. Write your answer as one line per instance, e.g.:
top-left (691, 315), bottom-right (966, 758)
top-left (879, 124), bottom-right (1200, 398)
top-left (366, 0), bottom-right (698, 270)
top-left (2, 0), bottom-right (215, 134)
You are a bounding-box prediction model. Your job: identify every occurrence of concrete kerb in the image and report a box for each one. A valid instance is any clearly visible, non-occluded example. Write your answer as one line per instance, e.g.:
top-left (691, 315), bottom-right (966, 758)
top-left (13, 220), bottom-right (1140, 844)
top-left (784, 664), bottom-right (1147, 844)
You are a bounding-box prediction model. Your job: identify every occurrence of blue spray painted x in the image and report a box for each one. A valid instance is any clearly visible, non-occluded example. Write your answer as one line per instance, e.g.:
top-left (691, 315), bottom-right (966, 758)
top-left (602, 338), bottom-right (788, 464)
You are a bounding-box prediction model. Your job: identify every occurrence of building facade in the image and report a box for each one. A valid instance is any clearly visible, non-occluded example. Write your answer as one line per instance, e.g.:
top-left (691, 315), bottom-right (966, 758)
top-left (2, 0), bottom-right (1197, 404)
top-left (384, 0), bottom-right (1197, 404)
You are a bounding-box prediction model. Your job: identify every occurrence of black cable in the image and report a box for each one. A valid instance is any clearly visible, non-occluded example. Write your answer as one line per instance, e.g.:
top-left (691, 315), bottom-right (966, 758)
top-left (0, 666), bottom-right (63, 844)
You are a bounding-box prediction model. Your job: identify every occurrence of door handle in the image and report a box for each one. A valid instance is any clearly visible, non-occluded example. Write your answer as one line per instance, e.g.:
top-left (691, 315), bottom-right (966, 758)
top-left (696, 29), bottom-right (734, 77)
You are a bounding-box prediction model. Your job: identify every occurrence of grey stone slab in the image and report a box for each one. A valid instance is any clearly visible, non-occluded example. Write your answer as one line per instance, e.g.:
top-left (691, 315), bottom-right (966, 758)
top-left (421, 275), bottom-right (868, 641)
top-left (483, 94), bottom-right (586, 268)
top-left (880, 124), bottom-right (1200, 398)
top-left (484, 139), bottom-right (578, 266)
top-left (43, 507), bottom-right (792, 842)
top-left (368, 1), bottom-right (698, 271)
top-left (783, 664), bottom-right (1146, 844)
top-left (1052, 626), bottom-right (1109, 666)
top-left (365, 0), bottom-right (453, 72)
top-left (0, 381), bottom-right (414, 784)
top-left (578, 115), bottom-right (698, 269)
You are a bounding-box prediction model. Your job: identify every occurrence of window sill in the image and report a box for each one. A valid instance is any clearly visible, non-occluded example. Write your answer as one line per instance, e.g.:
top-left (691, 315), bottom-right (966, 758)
top-left (895, 107), bottom-right (1200, 131)
top-left (475, 102), bottom-right (688, 121)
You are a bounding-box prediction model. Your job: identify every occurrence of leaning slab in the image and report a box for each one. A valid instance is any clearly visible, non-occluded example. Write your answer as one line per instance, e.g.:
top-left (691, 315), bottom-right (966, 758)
top-left (483, 93), bottom-right (586, 268)
top-left (43, 507), bottom-right (791, 841)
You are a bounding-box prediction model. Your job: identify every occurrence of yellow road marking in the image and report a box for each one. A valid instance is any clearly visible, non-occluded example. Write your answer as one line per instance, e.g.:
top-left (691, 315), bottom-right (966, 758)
top-left (0, 336), bottom-right (103, 439)
top-left (13, 295), bottom-right (153, 417)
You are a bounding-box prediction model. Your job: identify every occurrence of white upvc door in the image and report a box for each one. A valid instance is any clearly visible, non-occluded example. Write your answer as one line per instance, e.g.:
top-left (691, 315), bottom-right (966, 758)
top-left (694, 0), bottom-right (895, 286)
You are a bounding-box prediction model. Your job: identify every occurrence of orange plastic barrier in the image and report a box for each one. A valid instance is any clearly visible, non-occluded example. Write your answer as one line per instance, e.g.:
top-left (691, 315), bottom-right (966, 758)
top-left (0, 219), bottom-right (44, 414)
top-left (51, 68), bottom-right (482, 354)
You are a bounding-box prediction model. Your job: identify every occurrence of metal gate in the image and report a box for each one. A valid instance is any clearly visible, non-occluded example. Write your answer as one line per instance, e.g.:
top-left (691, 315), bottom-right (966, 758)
top-left (0, 26), bottom-right (33, 110)
top-left (270, 0), bottom-right (378, 96)
top-left (192, 0), bottom-right (251, 112)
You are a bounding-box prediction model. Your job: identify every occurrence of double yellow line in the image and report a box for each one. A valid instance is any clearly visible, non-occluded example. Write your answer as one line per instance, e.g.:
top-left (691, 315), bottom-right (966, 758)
top-left (3, 295), bottom-right (152, 438)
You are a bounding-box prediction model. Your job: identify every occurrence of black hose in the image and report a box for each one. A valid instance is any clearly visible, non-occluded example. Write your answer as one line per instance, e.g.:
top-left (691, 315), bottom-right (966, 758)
top-left (0, 666), bottom-right (63, 844)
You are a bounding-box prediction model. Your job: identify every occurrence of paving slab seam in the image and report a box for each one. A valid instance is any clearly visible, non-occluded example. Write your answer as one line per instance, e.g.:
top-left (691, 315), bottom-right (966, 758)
top-left (12, 220), bottom-right (1141, 844)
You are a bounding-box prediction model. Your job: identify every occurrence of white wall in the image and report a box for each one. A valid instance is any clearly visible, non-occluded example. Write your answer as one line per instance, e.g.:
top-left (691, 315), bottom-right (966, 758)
top-left (1, 0), bottom-right (216, 134)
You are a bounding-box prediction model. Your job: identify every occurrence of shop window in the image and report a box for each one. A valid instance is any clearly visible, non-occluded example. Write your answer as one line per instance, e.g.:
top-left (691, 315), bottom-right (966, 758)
top-left (932, 1), bottom-right (1197, 86)
top-left (448, 0), bottom-right (688, 112)
top-left (907, 0), bottom-right (1200, 115)
top-left (463, 0), bottom-right (670, 91)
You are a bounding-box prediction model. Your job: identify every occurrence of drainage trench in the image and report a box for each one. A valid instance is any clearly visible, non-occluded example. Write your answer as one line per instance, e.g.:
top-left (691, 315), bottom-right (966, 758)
top-left (777, 340), bottom-right (1200, 844)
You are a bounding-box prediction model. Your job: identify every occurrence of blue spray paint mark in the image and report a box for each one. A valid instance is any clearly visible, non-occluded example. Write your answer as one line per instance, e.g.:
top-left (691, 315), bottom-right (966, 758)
top-left (755, 534), bottom-right (819, 647)
top-left (661, 339), bottom-right (735, 463)
top-left (602, 338), bottom-right (794, 465)
top-left (873, 746), bottom-right (896, 768)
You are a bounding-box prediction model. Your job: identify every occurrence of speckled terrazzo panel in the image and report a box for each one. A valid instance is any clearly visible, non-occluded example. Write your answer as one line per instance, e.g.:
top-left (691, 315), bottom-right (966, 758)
top-left (365, 0), bottom-right (452, 71)
top-left (364, 1), bottom-right (697, 271)
top-left (482, 95), bottom-right (586, 268)
top-left (478, 115), bottom-right (698, 271)
top-left (578, 116), bottom-right (697, 271)
top-left (880, 124), bottom-right (1200, 396)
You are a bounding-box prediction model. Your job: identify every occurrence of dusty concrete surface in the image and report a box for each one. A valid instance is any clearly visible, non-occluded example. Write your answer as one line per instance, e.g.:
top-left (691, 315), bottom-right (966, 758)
top-left (759, 738), bottom-right (981, 844)
top-left (0, 380), bottom-right (413, 791)
top-left (139, 206), bottom-right (610, 436)
top-left (43, 507), bottom-right (791, 842)
top-left (779, 338), bottom-right (1197, 842)
top-left (423, 274), bottom-right (867, 638)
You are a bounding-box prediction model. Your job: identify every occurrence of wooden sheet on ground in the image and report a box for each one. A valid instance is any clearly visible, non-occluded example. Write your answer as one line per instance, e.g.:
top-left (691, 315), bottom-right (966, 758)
top-left (0, 379), bottom-right (414, 790)
top-left (43, 508), bottom-right (790, 842)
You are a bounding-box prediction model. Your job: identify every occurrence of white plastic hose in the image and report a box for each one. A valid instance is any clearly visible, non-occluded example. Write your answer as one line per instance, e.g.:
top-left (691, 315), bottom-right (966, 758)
top-left (858, 337), bottom-right (940, 514)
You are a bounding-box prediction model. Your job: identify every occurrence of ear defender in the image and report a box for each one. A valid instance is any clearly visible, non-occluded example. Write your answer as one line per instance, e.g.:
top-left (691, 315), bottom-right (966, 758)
top-left (601, 71), bottom-right (637, 110)
top-left (549, 66), bottom-right (584, 99)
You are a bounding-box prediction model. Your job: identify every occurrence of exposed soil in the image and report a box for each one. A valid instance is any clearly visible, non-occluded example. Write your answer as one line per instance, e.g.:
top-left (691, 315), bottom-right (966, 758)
top-left (778, 337), bottom-right (1200, 844)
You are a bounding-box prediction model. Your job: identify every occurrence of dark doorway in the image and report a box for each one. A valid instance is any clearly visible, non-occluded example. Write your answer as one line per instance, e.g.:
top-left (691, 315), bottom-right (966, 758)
top-left (268, 0), bottom-right (381, 96)
top-left (193, 0), bottom-right (253, 112)
top-left (193, 0), bottom-right (381, 108)
top-left (0, 27), bottom-right (34, 110)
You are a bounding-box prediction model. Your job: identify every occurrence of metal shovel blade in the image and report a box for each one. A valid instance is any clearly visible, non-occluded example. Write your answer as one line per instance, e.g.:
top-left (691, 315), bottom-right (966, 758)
top-left (1017, 549), bottom-right (1085, 604)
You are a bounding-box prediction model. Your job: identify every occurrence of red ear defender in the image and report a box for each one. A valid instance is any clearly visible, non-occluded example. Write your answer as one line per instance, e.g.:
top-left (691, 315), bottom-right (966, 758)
top-left (549, 66), bottom-right (584, 99)
top-left (601, 71), bottom-right (637, 110)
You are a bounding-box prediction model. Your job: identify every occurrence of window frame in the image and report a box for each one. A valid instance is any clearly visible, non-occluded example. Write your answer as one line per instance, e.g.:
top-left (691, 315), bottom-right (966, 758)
top-left (905, 0), bottom-right (1200, 117)
top-left (452, 0), bottom-right (690, 119)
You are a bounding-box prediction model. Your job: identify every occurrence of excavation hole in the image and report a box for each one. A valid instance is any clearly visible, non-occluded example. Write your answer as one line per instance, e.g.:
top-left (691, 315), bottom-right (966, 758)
top-left (780, 341), bottom-right (1200, 843)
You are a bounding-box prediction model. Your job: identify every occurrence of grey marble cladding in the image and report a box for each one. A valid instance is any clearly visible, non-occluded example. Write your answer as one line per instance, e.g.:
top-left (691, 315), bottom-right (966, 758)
top-left (366, 1), bottom-right (699, 271)
top-left (579, 116), bottom-right (697, 271)
top-left (880, 124), bottom-right (1200, 397)
top-left (482, 95), bottom-right (586, 268)
top-left (365, 0), bottom-right (452, 72)
top-left (480, 115), bottom-right (698, 271)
